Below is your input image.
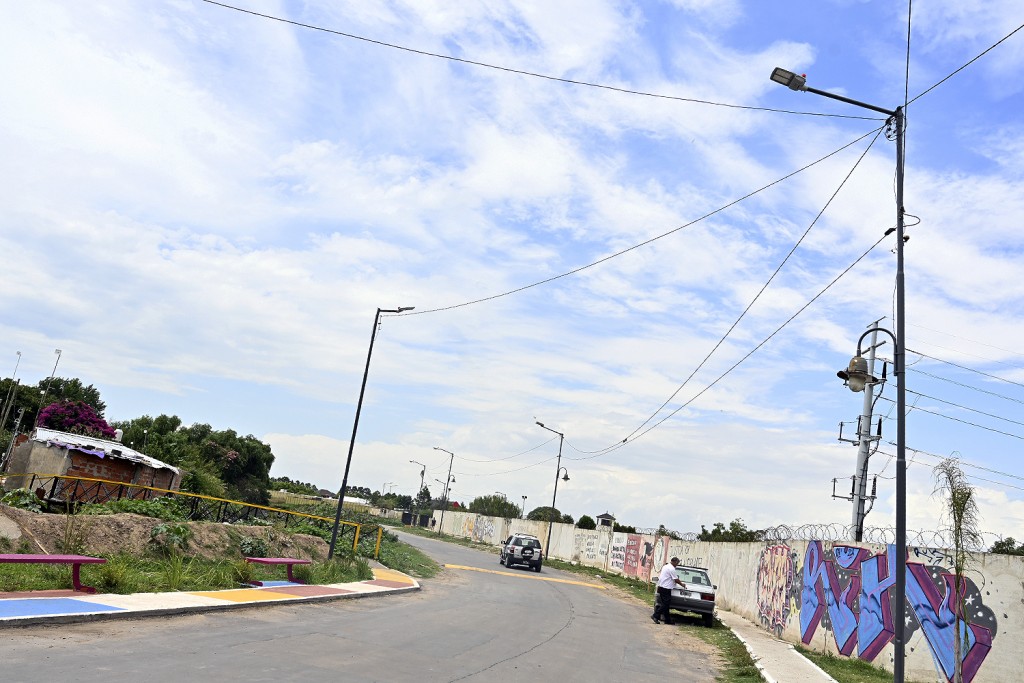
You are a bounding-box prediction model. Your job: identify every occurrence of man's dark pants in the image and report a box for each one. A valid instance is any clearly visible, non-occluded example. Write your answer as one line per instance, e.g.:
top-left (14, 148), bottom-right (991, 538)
top-left (653, 586), bottom-right (673, 623)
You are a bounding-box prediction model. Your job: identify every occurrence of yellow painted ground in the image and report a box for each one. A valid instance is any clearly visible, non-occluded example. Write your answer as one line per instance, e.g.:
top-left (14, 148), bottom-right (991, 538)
top-left (190, 589), bottom-right (298, 602)
top-left (372, 568), bottom-right (416, 585)
top-left (444, 564), bottom-right (607, 590)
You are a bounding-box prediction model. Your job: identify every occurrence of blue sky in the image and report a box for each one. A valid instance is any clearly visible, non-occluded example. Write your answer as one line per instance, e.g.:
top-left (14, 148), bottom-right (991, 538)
top-left (3, 0), bottom-right (1023, 543)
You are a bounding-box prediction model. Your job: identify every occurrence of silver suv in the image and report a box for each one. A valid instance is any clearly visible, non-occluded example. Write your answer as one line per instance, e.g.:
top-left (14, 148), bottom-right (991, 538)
top-left (666, 565), bottom-right (717, 626)
top-left (499, 533), bottom-right (543, 572)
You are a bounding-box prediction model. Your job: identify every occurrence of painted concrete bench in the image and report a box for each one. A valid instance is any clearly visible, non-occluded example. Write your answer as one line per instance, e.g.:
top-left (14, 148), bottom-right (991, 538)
top-left (244, 557), bottom-right (311, 585)
top-left (0, 554), bottom-right (107, 593)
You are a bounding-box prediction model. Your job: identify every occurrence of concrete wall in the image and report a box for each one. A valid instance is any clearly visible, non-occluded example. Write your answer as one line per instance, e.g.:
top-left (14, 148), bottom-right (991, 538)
top-left (429, 510), bottom-right (1024, 683)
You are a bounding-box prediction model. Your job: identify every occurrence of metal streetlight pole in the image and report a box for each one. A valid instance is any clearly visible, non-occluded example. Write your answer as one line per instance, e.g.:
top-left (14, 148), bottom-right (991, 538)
top-left (328, 306), bottom-right (414, 560)
top-left (433, 447), bottom-right (455, 535)
top-left (536, 421), bottom-right (568, 557)
top-left (409, 460), bottom-right (426, 498)
top-left (0, 351), bottom-right (22, 432)
top-left (771, 67), bottom-right (907, 682)
top-left (33, 348), bottom-right (62, 430)
top-left (521, 495), bottom-right (527, 519)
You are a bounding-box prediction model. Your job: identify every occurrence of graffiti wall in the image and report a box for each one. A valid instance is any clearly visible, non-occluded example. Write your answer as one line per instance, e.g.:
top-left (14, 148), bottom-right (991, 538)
top-left (430, 510), bottom-right (1023, 682)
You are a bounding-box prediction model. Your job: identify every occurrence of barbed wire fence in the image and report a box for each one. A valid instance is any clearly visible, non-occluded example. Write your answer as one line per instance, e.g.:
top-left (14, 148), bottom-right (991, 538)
top-left (632, 524), bottom-right (1005, 553)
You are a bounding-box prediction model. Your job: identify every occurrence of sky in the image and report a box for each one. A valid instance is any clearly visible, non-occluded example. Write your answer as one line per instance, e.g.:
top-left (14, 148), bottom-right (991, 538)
top-left (2, 0), bottom-right (1024, 545)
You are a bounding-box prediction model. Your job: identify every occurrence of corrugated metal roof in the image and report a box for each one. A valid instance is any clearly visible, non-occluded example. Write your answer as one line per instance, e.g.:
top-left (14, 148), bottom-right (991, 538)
top-left (33, 428), bottom-right (179, 475)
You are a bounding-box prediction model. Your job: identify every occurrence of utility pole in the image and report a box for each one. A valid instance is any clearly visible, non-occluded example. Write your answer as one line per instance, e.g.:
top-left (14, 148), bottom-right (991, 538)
top-left (851, 320), bottom-right (883, 541)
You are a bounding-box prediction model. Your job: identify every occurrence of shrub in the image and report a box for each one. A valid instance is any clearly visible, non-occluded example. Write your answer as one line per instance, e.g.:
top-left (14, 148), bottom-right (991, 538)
top-left (150, 523), bottom-right (192, 555)
top-left (239, 536), bottom-right (269, 557)
top-left (0, 488), bottom-right (43, 513)
top-left (80, 497), bottom-right (187, 521)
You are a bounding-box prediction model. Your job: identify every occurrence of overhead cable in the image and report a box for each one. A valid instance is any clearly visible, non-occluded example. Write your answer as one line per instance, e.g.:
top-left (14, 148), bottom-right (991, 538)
top-left (201, 0), bottom-right (879, 120)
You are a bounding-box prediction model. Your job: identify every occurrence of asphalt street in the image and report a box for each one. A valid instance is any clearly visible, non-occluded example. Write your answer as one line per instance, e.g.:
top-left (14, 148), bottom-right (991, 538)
top-left (0, 531), bottom-right (720, 682)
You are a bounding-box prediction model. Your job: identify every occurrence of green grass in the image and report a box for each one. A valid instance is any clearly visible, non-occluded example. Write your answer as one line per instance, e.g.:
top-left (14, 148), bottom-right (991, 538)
top-left (795, 645), bottom-right (930, 683)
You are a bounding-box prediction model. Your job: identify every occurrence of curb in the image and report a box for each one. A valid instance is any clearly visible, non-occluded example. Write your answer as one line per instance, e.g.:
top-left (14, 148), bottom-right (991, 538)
top-left (726, 624), bottom-right (778, 683)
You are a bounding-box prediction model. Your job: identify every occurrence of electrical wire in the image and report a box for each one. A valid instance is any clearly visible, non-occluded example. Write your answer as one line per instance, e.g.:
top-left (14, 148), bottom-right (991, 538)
top-left (452, 436), bottom-right (558, 463)
top-left (876, 396), bottom-right (1024, 441)
top-left (907, 349), bottom-right (1024, 389)
top-left (904, 388), bottom-right (1024, 428)
top-left (200, 0), bottom-right (879, 120)
top-left (606, 126), bottom-right (885, 447)
top-left (567, 232), bottom-right (889, 460)
top-left (906, 368), bottom-right (1024, 406)
top-left (908, 21), bottom-right (1024, 105)
top-left (874, 448), bottom-right (1024, 492)
top-left (909, 321), bottom-right (1024, 359)
top-left (890, 443), bottom-right (1024, 483)
top-left (393, 127), bottom-right (881, 318)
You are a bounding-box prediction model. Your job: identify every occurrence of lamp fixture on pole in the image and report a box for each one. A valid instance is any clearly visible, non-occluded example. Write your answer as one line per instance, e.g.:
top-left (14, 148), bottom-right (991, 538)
top-left (328, 306), bottom-right (414, 560)
top-left (521, 495), bottom-right (527, 519)
top-left (33, 348), bottom-right (62, 431)
top-left (535, 421), bottom-right (568, 556)
top-left (433, 447), bottom-right (455, 535)
top-left (409, 460), bottom-right (426, 498)
top-left (773, 66), bottom-right (908, 682)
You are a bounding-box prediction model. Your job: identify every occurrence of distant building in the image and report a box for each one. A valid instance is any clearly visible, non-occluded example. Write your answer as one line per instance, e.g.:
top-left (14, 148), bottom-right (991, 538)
top-left (596, 512), bottom-right (616, 528)
top-left (2, 427), bottom-right (180, 501)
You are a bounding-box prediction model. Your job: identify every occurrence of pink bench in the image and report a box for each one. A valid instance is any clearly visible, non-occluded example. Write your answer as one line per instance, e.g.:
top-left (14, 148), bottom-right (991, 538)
top-left (0, 554), bottom-right (107, 593)
top-left (244, 557), bottom-right (311, 585)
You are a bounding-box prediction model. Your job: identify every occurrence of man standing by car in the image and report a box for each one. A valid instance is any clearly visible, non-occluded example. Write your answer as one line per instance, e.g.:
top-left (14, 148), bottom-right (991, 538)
top-left (652, 557), bottom-right (684, 624)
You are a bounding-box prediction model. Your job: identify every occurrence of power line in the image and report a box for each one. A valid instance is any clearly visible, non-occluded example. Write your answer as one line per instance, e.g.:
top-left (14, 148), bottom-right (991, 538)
top-left (874, 448), bottom-right (1024, 492)
top-left (567, 233), bottom-right (889, 461)
top-left (877, 396), bottom-right (1024, 441)
top-left (908, 321), bottom-right (1024, 360)
top-left (200, 0), bottom-right (879, 121)
top-left (908, 349), bottom-right (1024, 389)
top-left (906, 367), bottom-right (1024, 406)
top-left (614, 127), bottom-right (885, 445)
top-left (453, 436), bottom-right (558, 463)
top-left (909, 21), bottom-right (1024, 105)
top-left (891, 443), bottom-right (1024, 483)
top-left (394, 127), bottom-right (881, 317)
top-left (904, 388), bottom-right (1024, 428)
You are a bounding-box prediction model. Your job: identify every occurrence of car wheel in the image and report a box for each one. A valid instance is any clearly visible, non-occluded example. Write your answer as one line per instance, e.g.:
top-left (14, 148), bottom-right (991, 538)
top-left (533, 564), bottom-right (541, 573)
top-left (702, 613), bottom-right (714, 628)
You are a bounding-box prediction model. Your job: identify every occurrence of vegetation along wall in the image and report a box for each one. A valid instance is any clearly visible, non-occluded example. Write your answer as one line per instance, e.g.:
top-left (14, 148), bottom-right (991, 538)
top-left (431, 510), bottom-right (1023, 683)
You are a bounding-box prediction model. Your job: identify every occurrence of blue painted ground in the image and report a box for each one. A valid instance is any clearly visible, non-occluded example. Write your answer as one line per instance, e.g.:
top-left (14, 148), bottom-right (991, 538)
top-left (0, 598), bottom-right (124, 618)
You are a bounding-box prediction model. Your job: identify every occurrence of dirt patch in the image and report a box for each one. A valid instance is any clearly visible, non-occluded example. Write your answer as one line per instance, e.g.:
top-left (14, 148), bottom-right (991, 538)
top-left (0, 504), bottom-right (328, 561)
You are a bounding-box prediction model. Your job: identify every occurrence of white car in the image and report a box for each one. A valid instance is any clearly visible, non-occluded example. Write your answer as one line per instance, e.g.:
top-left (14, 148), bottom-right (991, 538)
top-left (499, 533), bottom-right (543, 572)
top-left (667, 565), bottom-right (717, 626)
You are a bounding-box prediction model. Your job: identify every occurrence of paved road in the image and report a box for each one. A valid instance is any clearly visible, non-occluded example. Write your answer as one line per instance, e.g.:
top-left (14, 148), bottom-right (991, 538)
top-left (0, 531), bottom-right (719, 682)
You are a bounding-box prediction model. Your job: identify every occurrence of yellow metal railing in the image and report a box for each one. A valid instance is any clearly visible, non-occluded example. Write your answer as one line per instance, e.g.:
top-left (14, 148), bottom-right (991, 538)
top-left (7, 473), bottom-right (382, 559)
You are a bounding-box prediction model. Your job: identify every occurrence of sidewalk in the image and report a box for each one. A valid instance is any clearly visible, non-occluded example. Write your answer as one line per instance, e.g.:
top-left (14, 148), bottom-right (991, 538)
top-left (0, 566), bottom-right (419, 627)
top-left (717, 609), bottom-right (838, 683)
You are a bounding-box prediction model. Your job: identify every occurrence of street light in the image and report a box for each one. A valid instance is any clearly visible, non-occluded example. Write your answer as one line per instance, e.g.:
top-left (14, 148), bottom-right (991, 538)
top-left (409, 460), bottom-right (426, 498)
top-left (328, 306), bottom-right (414, 559)
top-left (0, 351), bottom-right (22, 432)
top-left (433, 446), bottom-right (455, 535)
top-left (521, 495), bottom-right (527, 519)
top-left (33, 348), bottom-right (62, 430)
top-left (772, 66), bottom-right (908, 682)
top-left (536, 421), bottom-right (568, 556)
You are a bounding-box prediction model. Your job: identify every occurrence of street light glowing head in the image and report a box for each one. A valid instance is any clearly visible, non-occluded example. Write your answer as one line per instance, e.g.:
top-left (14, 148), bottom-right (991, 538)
top-left (770, 67), bottom-right (807, 91)
top-left (838, 355), bottom-right (876, 392)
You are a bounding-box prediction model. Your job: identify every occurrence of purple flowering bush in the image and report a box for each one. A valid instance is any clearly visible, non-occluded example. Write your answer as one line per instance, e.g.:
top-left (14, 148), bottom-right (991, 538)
top-left (38, 400), bottom-right (116, 439)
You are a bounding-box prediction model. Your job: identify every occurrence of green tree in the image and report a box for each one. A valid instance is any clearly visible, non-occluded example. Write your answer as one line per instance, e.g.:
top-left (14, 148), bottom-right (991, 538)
top-left (37, 377), bottom-right (106, 416)
top-left (413, 486), bottom-right (432, 512)
top-left (527, 506), bottom-right (572, 524)
top-left (934, 458), bottom-right (982, 683)
top-left (990, 537), bottom-right (1024, 556)
top-left (468, 494), bottom-right (520, 518)
top-left (698, 518), bottom-right (763, 542)
top-left (576, 515), bottom-right (596, 530)
top-left (613, 522), bottom-right (637, 533)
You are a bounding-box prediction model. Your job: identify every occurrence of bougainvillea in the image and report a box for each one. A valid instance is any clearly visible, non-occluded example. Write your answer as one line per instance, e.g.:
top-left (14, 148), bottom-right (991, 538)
top-left (38, 400), bottom-right (116, 439)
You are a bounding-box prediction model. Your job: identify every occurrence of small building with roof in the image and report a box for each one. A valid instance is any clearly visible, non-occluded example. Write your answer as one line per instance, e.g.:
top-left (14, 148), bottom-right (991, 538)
top-left (2, 427), bottom-right (180, 500)
top-left (596, 512), bottom-right (616, 527)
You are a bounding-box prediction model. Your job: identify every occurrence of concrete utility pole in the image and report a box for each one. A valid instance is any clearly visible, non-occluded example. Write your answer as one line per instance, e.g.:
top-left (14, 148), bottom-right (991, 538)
top-left (851, 320), bottom-right (883, 541)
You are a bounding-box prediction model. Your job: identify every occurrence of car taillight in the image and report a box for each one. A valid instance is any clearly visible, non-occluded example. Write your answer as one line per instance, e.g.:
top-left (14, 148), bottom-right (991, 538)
top-left (701, 593), bottom-right (715, 601)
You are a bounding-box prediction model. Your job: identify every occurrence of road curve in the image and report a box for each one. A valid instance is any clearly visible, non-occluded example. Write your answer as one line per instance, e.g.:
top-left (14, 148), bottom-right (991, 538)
top-left (0, 530), bottom-right (719, 682)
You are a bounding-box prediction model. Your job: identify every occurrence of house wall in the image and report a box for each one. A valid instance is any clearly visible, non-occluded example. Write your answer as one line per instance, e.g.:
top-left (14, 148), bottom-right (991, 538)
top-left (2, 442), bottom-right (180, 500)
top-left (430, 510), bottom-right (1024, 683)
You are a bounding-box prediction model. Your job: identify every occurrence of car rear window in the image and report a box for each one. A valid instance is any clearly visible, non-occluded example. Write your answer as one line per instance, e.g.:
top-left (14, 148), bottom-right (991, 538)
top-left (524, 539), bottom-right (540, 548)
top-left (678, 569), bottom-right (710, 585)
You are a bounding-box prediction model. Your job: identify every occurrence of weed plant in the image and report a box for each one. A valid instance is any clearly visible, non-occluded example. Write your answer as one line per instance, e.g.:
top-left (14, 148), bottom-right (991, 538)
top-left (80, 497), bottom-right (187, 521)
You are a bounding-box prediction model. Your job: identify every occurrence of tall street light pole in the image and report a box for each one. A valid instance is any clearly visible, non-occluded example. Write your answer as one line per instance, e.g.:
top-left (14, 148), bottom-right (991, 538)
top-left (33, 348), bottom-right (62, 430)
top-left (0, 351), bottom-right (22, 431)
top-left (771, 67), bottom-right (907, 682)
top-left (409, 460), bottom-right (426, 498)
top-left (328, 306), bottom-right (414, 560)
top-left (536, 421), bottom-right (568, 557)
top-left (521, 495), bottom-right (527, 519)
top-left (433, 447), bottom-right (455, 535)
